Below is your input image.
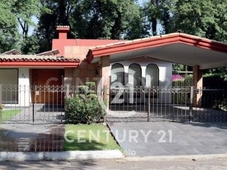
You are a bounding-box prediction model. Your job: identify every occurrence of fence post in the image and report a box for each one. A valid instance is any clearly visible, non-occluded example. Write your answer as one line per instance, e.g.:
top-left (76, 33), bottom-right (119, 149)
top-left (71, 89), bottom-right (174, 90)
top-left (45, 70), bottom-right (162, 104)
top-left (103, 86), bottom-right (108, 123)
top-left (189, 86), bottom-right (194, 122)
top-left (147, 88), bottom-right (151, 122)
top-left (66, 85), bottom-right (70, 97)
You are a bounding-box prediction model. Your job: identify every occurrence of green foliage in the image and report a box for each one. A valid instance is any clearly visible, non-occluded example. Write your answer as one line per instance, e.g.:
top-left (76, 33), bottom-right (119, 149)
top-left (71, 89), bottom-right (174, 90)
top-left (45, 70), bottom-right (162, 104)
top-left (65, 82), bottom-right (106, 124)
top-left (2, 0), bottom-right (227, 59)
top-left (213, 98), bottom-right (227, 111)
top-left (70, 0), bottom-right (141, 39)
top-left (78, 85), bottom-right (89, 94)
top-left (65, 94), bottom-right (106, 124)
top-left (33, 0), bottom-right (141, 52)
top-left (21, 35), bottom-right (40, 54)
top-left (0, 110), bottom-right (21, 123)
top-left (143, 0), bottom-right (176, 35)
top-left (85, 82), bottom-right (95, 90)
top-left (0, 0), bottom-right (42, 53)
top-left (0, 104), bottom-right (4, 110)
top-left (0, 1), bottom-right (19, 53)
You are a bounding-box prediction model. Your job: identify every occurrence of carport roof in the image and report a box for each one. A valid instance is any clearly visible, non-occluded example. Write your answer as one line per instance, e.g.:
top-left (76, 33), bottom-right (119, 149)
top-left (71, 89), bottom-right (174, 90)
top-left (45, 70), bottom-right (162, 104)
top-left (86, 32), bottom-right (227, 70)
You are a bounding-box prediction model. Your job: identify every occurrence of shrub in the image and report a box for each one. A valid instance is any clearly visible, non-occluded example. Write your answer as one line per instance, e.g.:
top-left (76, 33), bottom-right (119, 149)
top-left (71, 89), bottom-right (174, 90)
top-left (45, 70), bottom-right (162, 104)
top-left (65, 82), bottom-right (106, 124)
top-left (0, 104), bottom-right (4, 110)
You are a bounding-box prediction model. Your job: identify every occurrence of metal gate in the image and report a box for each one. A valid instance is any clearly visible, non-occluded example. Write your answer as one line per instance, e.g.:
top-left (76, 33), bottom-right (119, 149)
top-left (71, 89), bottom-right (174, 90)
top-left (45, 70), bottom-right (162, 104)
top-left (107, 86), bottom-right (227, 122)
top-left (0, 85), bottom-right (76, 124)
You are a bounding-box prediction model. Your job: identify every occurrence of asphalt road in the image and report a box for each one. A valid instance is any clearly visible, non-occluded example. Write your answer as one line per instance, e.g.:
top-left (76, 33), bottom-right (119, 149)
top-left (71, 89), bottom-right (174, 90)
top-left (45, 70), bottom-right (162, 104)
top-left (0, 157), bottom-right (227, 170)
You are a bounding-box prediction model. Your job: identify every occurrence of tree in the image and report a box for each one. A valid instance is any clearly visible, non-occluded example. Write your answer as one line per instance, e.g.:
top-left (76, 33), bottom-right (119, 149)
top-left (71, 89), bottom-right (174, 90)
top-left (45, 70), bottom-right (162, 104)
top-left (33, 0), bottom-right (73, 53)
top-left (11, 0), bottom-right (41, 38)
top-left (142, 0), bottom-right (175, 36)
top-left (0, 1), bottom-right (18, 53)
top-left (70, 0), bottom-right (141, 39)
top-left (0, 0), bottom-right (43, 53)
top-left (171, 0), bottom-right (227, 42)
top-left (33, 0), bottom-right (142, 53)
top-left (171, 0), bottom-right (227, 76)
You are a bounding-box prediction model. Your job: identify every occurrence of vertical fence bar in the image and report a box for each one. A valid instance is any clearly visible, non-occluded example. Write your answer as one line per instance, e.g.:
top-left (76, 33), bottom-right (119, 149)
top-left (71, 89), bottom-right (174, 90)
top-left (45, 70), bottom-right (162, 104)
top-left (33, 85), bottom-right (37, 123)
top-left (32, 99), bottom-right (35, 123)
top-left (147, 87), bottom-right (151, 122)
top-left (189, 86), bottom-right (194, 122)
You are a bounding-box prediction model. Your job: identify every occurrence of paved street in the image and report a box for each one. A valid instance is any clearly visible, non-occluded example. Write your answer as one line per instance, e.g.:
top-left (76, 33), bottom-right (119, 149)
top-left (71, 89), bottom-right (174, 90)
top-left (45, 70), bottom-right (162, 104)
top-left (0, 157), bottom-right (227, 170)
top-left (108, 122), bottom-right (227, 156)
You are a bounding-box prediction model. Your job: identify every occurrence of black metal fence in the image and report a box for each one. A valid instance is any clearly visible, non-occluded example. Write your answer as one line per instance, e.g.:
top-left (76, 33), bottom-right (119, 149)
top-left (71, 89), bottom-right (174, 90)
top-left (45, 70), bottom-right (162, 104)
top-left (192, 88), bottom-right (227, 122)
top-left (107, 86), bottom-right (227, 122)
top-left (0, 85), bottom-right (227, 124)
top-left (0, 85), bottom-right (227, 152)
top-left (0, 85), bottom-right (81, 124)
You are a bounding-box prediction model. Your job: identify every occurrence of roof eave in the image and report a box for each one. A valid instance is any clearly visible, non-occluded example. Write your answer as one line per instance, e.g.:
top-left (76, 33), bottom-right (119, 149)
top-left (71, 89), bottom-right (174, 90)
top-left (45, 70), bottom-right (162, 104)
top-left (90, 36), bottom-right (180, 58)
top-left (0, 61), bottom-right (80, 68)
top-left (86, 33), bottom-right (227, 62)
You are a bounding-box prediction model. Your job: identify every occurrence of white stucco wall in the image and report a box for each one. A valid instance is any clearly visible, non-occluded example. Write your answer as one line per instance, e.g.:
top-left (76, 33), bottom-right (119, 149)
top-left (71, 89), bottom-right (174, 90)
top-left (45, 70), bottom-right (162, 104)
top-left (18, 68), bottom-right (30, 107)
top-left (110, 57), bottom-right (172, 104)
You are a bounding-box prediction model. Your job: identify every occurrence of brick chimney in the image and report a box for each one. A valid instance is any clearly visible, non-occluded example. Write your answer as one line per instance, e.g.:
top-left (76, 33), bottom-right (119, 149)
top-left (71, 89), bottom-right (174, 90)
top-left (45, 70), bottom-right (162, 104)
top-left (56, 25), bottom-right (70, 39)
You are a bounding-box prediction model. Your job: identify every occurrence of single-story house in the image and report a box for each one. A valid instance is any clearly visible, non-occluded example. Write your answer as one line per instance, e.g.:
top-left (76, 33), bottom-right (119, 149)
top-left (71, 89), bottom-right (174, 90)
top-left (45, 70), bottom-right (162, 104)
top-left (1, 26), bottom-right (227, 107)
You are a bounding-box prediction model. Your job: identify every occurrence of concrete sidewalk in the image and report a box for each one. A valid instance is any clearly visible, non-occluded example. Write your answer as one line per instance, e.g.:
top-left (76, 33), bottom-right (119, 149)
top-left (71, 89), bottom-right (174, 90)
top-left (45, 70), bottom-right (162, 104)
top-left (108, 122), bottom-right (227, 157)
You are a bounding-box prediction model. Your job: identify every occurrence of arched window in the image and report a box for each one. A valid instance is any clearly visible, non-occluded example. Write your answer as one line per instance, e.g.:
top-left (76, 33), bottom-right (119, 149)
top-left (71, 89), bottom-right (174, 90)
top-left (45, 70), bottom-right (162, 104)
top-left (111, 63), bottom-right (124, 86)
top-left (129, 63), bottom-right (142, 87)
top-left (146, 64), bottom-right (159, 87)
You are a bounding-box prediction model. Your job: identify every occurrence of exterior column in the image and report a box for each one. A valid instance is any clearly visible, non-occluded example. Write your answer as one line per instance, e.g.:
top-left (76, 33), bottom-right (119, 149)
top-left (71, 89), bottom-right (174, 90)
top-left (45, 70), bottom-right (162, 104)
top-left (100, 56), bottom-right (110, 106)
top-left (193, 65), bottom-right (203, 106)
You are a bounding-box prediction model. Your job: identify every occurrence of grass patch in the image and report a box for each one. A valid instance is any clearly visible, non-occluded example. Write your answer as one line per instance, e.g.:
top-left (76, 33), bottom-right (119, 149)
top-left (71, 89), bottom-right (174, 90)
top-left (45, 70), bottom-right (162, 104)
top-left (0, 109), bottom-right (22, 123)
top-left (63, 124), bottom-right (121, 151)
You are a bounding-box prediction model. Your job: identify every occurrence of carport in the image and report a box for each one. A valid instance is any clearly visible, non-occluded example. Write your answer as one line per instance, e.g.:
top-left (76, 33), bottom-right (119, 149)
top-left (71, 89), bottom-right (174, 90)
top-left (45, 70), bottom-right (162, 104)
top-left (87, 32), bottom-right (227, 106)
top-left (87, 33), bottom-right (227, 156)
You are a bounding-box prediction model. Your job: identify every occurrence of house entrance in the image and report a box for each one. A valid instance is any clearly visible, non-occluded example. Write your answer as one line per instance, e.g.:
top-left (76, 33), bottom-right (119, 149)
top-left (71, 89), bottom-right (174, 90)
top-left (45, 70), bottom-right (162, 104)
top-left (31, 69), bottom-right (64, 104)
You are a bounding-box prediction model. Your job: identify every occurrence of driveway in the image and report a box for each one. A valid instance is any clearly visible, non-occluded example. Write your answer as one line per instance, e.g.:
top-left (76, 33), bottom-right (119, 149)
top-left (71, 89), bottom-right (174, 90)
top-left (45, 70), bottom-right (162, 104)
top-left (108, 122), bottom-right (227, 157)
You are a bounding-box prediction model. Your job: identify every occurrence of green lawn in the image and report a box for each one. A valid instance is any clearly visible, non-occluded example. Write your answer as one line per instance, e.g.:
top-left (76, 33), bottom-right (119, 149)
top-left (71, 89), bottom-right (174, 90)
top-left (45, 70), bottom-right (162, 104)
top-left (0, 109), bottom-right (22, 123)
top-left (63, 124), bottom-right (121, 151)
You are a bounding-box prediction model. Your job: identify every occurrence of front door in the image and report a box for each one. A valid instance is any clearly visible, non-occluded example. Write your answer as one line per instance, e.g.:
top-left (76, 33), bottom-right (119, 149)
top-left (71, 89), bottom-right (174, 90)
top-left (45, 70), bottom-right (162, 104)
top-left (31, 69), bottom-right (64, 104)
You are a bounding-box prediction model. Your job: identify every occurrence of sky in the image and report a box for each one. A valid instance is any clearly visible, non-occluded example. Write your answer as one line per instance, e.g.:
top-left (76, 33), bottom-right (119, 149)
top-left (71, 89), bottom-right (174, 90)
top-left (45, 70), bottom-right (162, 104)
top-left (138, 0), bottom-right (147, 5)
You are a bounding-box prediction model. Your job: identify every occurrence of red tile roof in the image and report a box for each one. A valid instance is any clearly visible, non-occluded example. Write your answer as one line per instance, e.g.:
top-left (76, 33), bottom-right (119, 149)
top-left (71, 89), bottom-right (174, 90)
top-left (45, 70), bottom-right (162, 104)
top-left (0, 55), bottom-right (80, 62)
top-left (0, 55), bottom-right (80, 68)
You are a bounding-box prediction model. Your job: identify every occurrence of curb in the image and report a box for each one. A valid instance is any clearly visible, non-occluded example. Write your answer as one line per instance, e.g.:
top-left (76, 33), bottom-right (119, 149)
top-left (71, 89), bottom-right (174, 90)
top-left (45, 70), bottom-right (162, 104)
top-left (124, 154), bottom-right (227, 161)
top-left (0, 150), bottom-right (124, 161)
